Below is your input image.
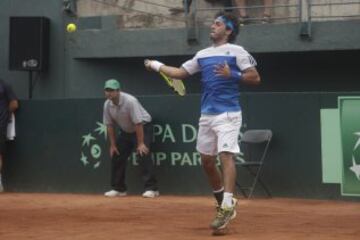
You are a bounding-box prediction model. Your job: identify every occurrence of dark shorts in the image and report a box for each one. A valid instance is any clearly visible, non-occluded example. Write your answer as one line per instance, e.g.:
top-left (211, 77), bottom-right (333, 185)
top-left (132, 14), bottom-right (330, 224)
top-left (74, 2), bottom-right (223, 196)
top-left (0, 131), bottom-right (6, 155)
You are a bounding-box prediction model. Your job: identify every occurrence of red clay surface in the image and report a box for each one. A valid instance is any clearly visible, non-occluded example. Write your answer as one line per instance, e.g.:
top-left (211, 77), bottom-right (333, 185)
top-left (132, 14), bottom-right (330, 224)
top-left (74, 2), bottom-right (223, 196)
top-left (0, 193), bottom-right (359, 240)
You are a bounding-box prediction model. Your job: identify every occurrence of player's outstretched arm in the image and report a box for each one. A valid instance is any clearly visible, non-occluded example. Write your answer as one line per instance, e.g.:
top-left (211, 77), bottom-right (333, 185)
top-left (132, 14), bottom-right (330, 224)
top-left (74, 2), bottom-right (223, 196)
top-left (144, 59), bottom-right (189, 79)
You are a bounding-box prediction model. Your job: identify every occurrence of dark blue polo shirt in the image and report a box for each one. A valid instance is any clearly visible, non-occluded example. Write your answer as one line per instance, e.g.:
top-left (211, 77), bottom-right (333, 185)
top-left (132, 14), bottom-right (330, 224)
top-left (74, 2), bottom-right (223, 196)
top-left (0, 79), bottom-right (17, 132)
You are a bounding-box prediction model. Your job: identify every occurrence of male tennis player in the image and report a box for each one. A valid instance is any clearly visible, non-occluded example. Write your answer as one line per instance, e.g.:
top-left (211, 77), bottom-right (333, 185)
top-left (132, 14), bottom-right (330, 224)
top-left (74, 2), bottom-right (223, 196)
top-left (145, 11), bottom-right (260, 230)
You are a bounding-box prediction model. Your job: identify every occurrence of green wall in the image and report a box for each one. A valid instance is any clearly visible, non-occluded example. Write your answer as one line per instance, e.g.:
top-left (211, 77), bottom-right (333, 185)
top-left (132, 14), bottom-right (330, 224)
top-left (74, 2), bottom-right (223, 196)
top-left (1, 1), bottom-right (360, 199)
top-left (3, 93), bottom-right (359, 199)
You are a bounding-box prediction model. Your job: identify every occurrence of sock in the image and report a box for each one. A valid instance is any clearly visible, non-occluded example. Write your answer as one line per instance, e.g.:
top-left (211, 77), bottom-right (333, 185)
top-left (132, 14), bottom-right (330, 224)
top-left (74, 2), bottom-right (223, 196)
top-left (213, 187), bottom-right (224, 206)
top-left (221, 192), bottom-right (234, 208)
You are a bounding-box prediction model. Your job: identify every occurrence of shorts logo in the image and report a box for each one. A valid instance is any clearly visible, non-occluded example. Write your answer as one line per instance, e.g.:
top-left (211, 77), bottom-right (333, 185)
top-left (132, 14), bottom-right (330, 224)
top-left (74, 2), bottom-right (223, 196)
top-left (223, 143), bottom-right (229, 148)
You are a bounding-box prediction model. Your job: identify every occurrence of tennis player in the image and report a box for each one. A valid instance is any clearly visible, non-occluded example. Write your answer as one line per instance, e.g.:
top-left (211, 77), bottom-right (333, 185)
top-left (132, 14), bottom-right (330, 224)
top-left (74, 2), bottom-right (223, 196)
top-left (145, 11), bottom-right (260, 230)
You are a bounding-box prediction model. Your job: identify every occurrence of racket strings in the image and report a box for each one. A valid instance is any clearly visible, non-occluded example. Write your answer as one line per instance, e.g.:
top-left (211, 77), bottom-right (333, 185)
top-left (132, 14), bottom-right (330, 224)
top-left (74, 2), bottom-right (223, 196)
top-left (172, 80), bottom-right (186, 96)
top-left (160, 72), bottom-right (186, 96)
top-left (160, 72), bottom-right (174, 87)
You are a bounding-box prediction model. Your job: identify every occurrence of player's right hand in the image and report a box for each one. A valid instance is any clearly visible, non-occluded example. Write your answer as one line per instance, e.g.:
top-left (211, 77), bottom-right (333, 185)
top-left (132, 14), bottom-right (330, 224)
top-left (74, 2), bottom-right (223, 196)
top-left (144, 59), bottom-right (152, 71)
top-left (144, 59), bottom-right (164, 72)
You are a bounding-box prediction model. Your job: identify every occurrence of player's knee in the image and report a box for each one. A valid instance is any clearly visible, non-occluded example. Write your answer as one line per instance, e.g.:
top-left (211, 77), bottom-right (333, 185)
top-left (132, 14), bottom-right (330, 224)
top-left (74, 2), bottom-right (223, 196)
top-left (219, 151), bottom-right (235, 161)
top-left (201, 157), bottom-right (216, 170)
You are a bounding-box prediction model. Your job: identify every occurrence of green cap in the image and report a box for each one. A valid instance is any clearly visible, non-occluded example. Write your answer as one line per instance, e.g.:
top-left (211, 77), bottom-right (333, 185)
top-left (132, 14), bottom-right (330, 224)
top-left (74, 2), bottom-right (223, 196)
top-left (104, 79), bottom-right (121, 90)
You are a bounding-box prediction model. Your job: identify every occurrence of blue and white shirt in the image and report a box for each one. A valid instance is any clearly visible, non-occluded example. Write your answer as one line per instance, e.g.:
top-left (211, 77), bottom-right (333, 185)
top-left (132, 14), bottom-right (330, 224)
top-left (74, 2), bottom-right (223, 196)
top-left (182, 43), bottom-right (257, 114)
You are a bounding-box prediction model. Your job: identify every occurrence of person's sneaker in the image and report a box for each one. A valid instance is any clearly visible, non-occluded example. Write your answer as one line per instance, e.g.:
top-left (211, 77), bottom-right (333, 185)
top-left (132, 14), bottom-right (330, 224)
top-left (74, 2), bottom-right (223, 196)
top-left (210, 198), bottom-right (238, 230)
top-left (210, 206), bottom-right (235, 230)
top-left (214, 198), bottom-right (238, 218)
top-left (169, 7), bottom-right (184, 15)
top-left (104, 190), bottom-right (127, 197)
top-left (239, 15), bottom-right (250, 26)
top-left (230, 198), bottom-right (238, 220)
top-left (142, 190), bottom-right (159, 198)
top-left (261, 15), bottom-right (271, 24)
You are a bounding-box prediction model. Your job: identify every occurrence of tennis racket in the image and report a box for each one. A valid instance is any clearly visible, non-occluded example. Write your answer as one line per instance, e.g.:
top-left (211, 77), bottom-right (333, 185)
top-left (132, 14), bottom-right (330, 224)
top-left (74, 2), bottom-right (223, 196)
top-left (159, 71), bottom-right (186, 96)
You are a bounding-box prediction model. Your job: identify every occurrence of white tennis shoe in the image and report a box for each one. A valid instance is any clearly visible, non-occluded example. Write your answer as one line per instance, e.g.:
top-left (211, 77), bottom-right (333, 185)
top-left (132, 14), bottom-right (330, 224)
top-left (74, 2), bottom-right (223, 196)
top-left (104, 190), bottom-right (127, 197)
top-left (142, 190), bottom-right (160, 198)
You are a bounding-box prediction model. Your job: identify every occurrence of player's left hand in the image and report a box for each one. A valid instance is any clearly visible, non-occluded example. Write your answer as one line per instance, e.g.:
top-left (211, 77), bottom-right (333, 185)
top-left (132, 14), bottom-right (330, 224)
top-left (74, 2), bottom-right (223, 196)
top-left (214, 61), bottom-right (231, 78)
top-left (137, 143), bottom-right (149, 156)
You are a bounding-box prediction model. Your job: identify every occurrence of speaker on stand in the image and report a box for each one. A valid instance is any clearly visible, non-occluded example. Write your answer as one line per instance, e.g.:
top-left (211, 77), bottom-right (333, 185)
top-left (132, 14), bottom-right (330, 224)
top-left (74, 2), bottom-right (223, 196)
top-left (9, 16), bottom-right (50, 99)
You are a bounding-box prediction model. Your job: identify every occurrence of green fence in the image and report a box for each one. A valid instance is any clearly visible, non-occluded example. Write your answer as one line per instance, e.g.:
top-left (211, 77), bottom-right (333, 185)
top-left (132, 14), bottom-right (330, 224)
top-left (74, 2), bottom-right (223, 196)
top-left (3, 93), bottom-right (360, 199)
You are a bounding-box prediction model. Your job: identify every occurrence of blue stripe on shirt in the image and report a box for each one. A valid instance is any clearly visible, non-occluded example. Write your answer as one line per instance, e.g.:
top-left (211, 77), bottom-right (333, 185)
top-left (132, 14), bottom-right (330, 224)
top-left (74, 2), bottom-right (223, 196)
top-left (198, 55), bottom-right (241, 114)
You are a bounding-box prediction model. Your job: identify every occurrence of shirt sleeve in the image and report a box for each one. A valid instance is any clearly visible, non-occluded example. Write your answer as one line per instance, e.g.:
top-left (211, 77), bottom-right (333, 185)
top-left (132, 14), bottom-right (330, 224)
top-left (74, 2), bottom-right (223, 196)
top-left (129, 99), bottom-right (144, 125)
top-left (103, 101), bottom-right (114, 126)
top-left (181, 53), bottom-right (201, 75)
top-left (236, 49), bottom-right (257, 71)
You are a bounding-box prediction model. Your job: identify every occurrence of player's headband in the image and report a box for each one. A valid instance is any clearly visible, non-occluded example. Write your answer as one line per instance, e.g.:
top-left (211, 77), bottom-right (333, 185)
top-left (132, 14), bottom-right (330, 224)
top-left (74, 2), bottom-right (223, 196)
top-left (215, 16), bottom-right (234, 31)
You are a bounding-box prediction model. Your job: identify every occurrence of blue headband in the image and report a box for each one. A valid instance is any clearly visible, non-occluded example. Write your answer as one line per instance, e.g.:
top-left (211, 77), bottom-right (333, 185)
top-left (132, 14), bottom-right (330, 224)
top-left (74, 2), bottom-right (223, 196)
top-left (216, 16), bottom-right (234, 31)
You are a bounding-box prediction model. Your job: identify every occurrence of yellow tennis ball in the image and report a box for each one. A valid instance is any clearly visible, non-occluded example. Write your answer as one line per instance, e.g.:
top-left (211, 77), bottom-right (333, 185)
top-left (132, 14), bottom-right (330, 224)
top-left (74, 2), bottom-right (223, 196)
top-left (66, 23), bottom-right (77, 33)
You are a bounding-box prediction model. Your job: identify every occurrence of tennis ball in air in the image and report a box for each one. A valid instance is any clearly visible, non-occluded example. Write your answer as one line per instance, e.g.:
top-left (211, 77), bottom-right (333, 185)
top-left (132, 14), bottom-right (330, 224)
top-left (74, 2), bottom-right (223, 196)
top-left (66, 23), bottom-right (77, 33)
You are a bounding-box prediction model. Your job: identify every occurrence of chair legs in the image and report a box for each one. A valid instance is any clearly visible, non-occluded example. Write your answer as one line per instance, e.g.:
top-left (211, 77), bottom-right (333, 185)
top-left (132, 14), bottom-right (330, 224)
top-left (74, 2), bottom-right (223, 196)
top-left (236, 181), bottom-right (248, 198)
top-left (237, 165), bottom-right (271, 199)
top-left (252, 175), bottom-right (272, 198)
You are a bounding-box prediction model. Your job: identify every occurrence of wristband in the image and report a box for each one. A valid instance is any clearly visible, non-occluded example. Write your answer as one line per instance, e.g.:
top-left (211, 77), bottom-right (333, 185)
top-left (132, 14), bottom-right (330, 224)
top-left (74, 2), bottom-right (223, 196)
top-left (150, 60), bottom-right (164, 72)
top-left (230, 70), bottom-right (242, 80)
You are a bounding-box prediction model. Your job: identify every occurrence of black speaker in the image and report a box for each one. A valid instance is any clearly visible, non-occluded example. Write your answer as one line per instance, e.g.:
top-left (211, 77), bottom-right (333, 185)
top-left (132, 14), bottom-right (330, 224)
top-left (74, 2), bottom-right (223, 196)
top-left (9, 17), bottom-right (50, 72)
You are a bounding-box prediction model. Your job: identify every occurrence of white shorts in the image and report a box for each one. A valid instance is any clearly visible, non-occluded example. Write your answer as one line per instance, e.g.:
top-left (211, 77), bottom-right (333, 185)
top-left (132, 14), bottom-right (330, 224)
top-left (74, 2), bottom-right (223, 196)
top-left (196, 111), bottom-right (242, 156)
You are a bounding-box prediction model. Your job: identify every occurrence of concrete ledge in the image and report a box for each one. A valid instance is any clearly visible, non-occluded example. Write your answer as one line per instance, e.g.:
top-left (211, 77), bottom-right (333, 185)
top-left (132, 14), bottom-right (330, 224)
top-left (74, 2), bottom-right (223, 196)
top-left (68, 20), bottom-right (360, 58)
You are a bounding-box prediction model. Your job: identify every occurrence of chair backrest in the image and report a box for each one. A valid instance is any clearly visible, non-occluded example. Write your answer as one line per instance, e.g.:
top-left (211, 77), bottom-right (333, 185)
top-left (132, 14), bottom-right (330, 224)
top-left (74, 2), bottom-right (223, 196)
top-left (241, 129), bottom-right (272, 144)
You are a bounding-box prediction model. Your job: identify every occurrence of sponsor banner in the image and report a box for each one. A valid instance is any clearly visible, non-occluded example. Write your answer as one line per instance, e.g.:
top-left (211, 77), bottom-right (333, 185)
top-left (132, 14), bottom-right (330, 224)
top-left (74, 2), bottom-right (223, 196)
top-left (339, 97), bottom-right (360, 196)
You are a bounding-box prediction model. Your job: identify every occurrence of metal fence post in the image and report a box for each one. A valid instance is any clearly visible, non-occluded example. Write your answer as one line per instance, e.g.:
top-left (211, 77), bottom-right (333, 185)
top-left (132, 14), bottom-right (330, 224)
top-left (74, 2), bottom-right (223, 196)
top-left (299, 0), bottom-right (312, 39)
top-left (186, 0), bottom-right (199, 43)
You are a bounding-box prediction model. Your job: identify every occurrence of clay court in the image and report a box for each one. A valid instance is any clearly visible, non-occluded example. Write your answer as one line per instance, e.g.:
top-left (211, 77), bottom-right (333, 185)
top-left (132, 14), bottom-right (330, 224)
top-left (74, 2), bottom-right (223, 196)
top-left (0, 193), bottom-right (359, 240)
